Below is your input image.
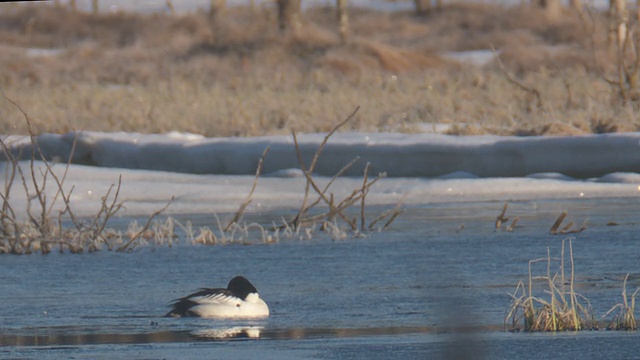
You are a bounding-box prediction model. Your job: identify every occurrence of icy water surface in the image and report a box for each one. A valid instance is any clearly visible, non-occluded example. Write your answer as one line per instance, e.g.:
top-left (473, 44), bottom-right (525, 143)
top-left (1, 198), bottom-right (640, 359)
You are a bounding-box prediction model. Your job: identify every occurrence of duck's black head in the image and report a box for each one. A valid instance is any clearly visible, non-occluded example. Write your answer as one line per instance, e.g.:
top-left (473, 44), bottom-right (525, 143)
top-left (227, 276), bottom-right (258, 299)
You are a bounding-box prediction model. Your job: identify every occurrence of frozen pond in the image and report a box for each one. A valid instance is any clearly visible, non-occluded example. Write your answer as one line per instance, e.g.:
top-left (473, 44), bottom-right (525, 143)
top-left (1, 198), bottom-right (640, 359)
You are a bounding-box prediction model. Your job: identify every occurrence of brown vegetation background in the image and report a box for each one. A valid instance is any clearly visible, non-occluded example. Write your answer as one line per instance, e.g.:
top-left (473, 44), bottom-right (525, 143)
top-left (0, 2), bottom-right (636, 137)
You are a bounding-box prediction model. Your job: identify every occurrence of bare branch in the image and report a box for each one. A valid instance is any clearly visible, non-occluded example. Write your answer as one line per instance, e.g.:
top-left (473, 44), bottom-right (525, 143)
top-left (496, 202), bottom-right (509, 229)
top-left (304, 156), bottom-right (360, 214)
top-left (549, 211), bottom-right (568, 234)
top-left (117, 196), bottom-right (174, 252)
top-left (491, 47), bottom-right (543, 109)
top-left (290, 106), bottom-right (360, 229)
top-left (360, 162), bottom-right (370, 231)
top-left (224, 146), bottom-right (270, 231)
top-left (369, 193), bottom-right (407, 230)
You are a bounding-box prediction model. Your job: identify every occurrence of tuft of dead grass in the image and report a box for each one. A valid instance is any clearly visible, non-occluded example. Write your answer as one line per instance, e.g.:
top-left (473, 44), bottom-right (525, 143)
top-left (505, 239), bottom-right (598, 332)
top-left (506, 241), bottom-right (639, 333)
top-left (603, 274), bottom-right (639, 330)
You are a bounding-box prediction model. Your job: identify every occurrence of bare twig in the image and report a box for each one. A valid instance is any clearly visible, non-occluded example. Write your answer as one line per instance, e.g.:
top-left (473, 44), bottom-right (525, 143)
top-left (290, 106), bottom-right (360, 228)
top-left (491, 47), bottom-right (543, 109)
top-left (335, 173), bottom-right (385, 210)
top-left (292, 145), bottom-right (357, 229)
top-left (496, 202), bottom-right (509, 229)
top-left (117, 196), bottom-right (174, 252)
top-left (45, 134), bottom-right (78, 216)
top-left (224, 146), bottom-right (270, 231)
top-left (3, 91), bottom-right (51, 230)
top-left (303, 156), bottom-right (360, 214)
top-left (560, 221), bottom-right (575, 233)
top-left (90, 175), bottom-right (125, 240)
top-left (360, 162), bottom-right (370, 231)
top-left (506, 217), bottom-right (520, 232)
top-left (549, 211), bottom-right (568, 234)
top-left (550, 211), bottom-right (588, 234)
top-left (369, 193), bottom-right (407, 230)
top-left (0, 137), bottom-right (20, 239)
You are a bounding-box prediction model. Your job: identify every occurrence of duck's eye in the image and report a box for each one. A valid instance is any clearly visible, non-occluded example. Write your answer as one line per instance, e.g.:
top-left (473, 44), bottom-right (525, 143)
top-left (236, 303), bottom-right (241, 307)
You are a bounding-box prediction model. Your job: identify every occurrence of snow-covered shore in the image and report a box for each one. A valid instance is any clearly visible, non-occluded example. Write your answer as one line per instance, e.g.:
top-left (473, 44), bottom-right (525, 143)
top-left (2, 131), bottom-right (639, 217)
top-left (6, 131), bottom-right (640, 179)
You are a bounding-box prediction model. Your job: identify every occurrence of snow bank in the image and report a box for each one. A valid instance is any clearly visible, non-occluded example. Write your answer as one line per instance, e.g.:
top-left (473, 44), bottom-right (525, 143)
top-left (5, 131), bottom-right (640, 180)
top-left (2, 131), bottom-right (640, 217)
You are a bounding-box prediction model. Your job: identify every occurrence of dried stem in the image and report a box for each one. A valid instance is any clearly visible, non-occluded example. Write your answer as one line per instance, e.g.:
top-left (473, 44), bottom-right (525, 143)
top-left (117, 196), bottom-right (174, 252)
top-left (290, 106), bottom-right (359, 229)
top-left (492, 46), bottom-right (543, 109)
top-left (549, 211), bottom-right (568, 234)
top-left (496, 202), bottom-right (509, 229)
top-left (224, 146), bottom-right (270, 231)
top-left (360, 162), bottom-right (370, 231)
top-left (369, 193), bottom-right (407, 230)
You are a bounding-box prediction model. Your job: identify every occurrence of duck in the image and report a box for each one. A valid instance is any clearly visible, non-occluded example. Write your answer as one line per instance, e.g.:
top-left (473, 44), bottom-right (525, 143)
top-left (165, 276), bottom-right (269, 318)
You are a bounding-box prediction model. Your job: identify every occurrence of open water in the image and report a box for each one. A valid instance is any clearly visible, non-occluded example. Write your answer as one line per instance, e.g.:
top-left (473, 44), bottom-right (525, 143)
top-left (1, 198), bottom-right (640, 359)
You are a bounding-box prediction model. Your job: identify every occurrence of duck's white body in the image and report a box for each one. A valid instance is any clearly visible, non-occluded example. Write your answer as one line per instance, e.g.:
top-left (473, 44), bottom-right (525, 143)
top-left (166, 276), bottom-right (269, 319)
top-left (186, 292), bottom-right (269, 318)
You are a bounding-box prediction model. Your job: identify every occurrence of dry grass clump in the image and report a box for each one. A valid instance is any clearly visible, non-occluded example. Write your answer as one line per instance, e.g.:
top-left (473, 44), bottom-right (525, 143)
top-left (604, 274), bottom-right (639, 330)
top-left (505, 239), bottom-right (598, 332)
top-left (507, 251), bottom-right (640, 332)
top-left (506, 241), bottom-right (640, 332)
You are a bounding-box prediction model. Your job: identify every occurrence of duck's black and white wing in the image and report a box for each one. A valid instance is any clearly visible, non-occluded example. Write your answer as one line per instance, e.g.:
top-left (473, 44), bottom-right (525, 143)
top-left (166, 288), bottom-right (236, 317)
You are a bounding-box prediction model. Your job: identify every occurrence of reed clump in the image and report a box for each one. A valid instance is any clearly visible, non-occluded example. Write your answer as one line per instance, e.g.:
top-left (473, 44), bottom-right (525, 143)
top-left (603, 274), bottom-right (639, 330)
top-left (505, 239), bottom-right (598, 332)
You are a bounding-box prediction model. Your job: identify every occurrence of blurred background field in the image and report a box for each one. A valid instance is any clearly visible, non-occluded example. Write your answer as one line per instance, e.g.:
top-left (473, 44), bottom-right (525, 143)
top-left (0, 0), bottom-right (637, 137)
